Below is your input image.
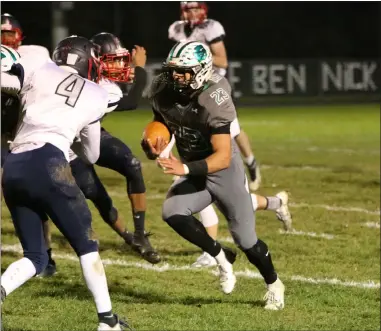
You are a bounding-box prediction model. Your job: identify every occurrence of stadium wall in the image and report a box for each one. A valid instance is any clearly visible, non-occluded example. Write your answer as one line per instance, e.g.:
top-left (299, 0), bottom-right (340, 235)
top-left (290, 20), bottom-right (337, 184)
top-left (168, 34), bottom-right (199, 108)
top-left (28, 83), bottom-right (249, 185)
top-left (141, 58), bottom-right (381, 106)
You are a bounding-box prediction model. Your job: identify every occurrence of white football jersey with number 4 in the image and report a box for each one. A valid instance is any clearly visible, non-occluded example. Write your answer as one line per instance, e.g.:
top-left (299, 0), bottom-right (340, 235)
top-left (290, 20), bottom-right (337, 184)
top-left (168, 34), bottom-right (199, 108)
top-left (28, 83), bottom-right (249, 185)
top-left (5, 54), bottom-right (108, 161)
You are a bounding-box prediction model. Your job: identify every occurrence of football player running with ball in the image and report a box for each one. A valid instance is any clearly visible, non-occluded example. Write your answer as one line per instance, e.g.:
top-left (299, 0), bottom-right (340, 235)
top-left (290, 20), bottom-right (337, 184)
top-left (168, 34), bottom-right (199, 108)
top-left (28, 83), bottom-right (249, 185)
top-left (141, 41), bottom-right (285, 310)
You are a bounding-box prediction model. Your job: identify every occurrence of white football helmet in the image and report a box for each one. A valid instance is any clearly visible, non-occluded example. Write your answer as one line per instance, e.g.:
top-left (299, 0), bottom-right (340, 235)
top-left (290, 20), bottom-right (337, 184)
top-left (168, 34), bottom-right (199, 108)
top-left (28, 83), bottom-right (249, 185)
top-left (1, 44), bottom-right (20, 72)
top-left (164, 41), bottom-right (213, 90)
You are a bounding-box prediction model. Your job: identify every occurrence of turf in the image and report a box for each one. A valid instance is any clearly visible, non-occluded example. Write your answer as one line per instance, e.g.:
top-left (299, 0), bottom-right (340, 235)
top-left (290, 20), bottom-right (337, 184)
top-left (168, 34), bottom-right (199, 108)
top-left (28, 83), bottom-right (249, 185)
top-left (1, 104), bottom-right (380, 330)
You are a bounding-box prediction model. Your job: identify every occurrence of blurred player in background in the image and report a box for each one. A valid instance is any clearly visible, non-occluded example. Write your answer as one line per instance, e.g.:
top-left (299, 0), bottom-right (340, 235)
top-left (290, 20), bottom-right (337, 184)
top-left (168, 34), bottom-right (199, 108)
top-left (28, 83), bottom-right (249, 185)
top-left (142, 41), bottom-right (285, 310)
top-left (1, 12), bottom-right (57, 277)
top-left (1, 35), bottom-right (129, 330)
top-left (167, 3), bottom-right (292, 268)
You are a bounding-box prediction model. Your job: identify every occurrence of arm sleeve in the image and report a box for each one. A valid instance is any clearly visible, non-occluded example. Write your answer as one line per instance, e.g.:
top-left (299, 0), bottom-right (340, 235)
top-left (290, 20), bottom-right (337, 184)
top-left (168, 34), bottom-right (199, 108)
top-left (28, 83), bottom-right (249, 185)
top-left (71, 120), bottom-right (101, 164)
top-left (114, 66), bottom-right (147, 111)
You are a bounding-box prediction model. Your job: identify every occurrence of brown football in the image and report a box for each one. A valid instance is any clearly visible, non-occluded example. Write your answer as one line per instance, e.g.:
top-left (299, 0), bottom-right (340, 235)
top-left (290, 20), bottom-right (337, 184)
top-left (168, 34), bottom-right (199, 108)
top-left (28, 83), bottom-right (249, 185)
top-left (142, 121), bottom-right (171, 145)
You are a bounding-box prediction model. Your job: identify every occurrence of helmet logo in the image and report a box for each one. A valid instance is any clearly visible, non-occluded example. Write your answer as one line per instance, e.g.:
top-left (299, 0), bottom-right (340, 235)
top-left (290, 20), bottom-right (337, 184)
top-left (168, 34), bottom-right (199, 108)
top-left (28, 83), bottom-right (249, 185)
top-left (194, 45), bottom-right (207, 62)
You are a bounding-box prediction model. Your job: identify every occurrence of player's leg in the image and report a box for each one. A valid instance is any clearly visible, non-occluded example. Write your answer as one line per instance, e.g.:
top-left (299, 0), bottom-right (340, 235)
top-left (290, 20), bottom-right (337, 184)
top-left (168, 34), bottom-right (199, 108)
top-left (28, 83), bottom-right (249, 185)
top-left (208, 149), bottom-right (285, 310)
top-left (162, 176), bottom-right (237, 294)
top-left (39, 144), bottom-right (126, 329)
top-left (70, 156), bottom-right (135, 245)
top-left (95, 128), bottom-right (160, 264)
top-left (38, 217), bottom-right (58, 277)
top-left (251, 192), bottom-right (293, 231)
top-left (0, 151), bottom-right (50, 301)
top-left (234, 129), bottom-right (261, 191)
top-left (192, 205), bottom-right (219, 268)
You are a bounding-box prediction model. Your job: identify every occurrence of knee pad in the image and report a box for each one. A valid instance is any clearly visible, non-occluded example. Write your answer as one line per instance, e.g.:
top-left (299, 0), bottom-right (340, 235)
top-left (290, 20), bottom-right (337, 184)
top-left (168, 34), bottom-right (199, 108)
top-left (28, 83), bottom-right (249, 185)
top-left (25, 251), bottom-right (48, 275)
top-left (99, 206), bottom-right (119, 225)
top-left (125, 156), bottom-right (146, 194)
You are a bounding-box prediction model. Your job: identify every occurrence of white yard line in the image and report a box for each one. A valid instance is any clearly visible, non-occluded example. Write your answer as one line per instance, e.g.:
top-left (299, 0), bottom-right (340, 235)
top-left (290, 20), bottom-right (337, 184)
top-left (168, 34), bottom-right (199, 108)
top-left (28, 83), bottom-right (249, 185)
top-left (278, 229), bottom-right (335, 240)
top-left (362, 222), bottom-right (380, 229)
top-left (289, 202), bottom-right (380, 216)
top-left (1, 244), bottom-right (379, 290)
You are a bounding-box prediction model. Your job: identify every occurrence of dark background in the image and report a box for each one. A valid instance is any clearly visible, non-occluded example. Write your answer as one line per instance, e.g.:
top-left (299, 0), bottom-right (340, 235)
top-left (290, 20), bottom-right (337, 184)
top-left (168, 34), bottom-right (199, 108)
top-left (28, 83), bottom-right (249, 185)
top-left (2, 1), bottom-right (380, 60)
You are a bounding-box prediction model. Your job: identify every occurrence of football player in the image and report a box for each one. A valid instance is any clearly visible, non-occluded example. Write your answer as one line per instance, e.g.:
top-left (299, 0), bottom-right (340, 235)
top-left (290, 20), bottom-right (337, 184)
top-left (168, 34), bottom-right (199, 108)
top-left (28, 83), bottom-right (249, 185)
top-left (1, 35), bottom-right (129, 330)
top-left (167, 3), bottom-right (292, 268)
top-left (142, 41), bottom-right (285, 310)
top-left (168, 1), bottom-right (291, 267)
top-left (67, 32), bottom-right (161, 264)
top-left (168, 2), bottom-right (260, 190)
top-left (1, 12), bottom-right (57, 277)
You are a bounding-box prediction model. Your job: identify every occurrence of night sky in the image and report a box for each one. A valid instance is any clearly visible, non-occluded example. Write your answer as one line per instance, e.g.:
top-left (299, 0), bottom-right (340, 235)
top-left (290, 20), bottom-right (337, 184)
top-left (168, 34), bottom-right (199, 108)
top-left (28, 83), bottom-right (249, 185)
top-left (2, 1), bottom-right (380, 60)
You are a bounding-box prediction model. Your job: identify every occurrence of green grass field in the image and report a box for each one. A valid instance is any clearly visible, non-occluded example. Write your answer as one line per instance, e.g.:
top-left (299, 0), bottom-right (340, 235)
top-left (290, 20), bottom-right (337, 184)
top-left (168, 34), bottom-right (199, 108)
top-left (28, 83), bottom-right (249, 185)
top-left (1, 104), bottom-right (380, 331)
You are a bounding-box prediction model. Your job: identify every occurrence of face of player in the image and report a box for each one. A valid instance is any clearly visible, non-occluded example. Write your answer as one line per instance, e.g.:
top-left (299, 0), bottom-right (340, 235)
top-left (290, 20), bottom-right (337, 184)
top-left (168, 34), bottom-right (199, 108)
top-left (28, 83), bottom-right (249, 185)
top-left (1, 30), bottom-right (21, 49)
top-left (172, 70), bottom-right (192, 87)
top-left (101, 54), bottom-right (131, 82)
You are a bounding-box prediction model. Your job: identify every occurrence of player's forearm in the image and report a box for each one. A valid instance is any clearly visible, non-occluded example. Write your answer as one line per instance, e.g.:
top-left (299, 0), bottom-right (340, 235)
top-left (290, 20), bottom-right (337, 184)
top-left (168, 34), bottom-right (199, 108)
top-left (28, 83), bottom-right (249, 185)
top-left (205, 149), bottom-right (231, 172)
top-left (114, 66), bottom-right (147, 111)
top-left (212, 56), bottom-right (228, 69)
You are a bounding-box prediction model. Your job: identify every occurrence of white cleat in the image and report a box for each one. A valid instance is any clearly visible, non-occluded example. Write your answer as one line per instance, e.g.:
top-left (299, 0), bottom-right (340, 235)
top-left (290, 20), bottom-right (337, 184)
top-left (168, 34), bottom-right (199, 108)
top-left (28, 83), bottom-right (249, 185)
top-left (264, 278), bottom-right (285, 310)
top-left (218, 265), bottom-right (236, 294)
top-left (191, 252), bottom-right (218, 268)
top-left (215, 247), bottom-right (237, 294)
top-left (275, 191), bottom-right (293, 231)
top-left (98, 323), bottom-right (122, 331)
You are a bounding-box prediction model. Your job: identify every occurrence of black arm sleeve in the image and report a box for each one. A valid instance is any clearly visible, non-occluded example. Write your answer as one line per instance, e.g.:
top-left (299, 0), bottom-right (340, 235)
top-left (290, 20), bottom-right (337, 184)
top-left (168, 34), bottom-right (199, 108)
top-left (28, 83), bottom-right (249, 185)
top-left (114, 66), bottom-right (147, 111)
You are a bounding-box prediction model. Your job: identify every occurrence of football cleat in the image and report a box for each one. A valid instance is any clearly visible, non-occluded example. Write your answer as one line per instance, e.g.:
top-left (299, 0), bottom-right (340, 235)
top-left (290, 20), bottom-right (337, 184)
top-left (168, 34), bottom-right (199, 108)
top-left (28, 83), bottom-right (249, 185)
top-left (129, 232), bottom-right (161, 264)
top-left (37, 258), bottom-right (57, 278)
top-left (264, 278), bottom-right (285, 310)
top-left (275, 191), bottom-right (293, 231)
top-left (191, 251), bottom-right (218, 268)
top-left (98, 314), bottom-right (134, 331)
top-left (217, 246), bottom-right (237, 294)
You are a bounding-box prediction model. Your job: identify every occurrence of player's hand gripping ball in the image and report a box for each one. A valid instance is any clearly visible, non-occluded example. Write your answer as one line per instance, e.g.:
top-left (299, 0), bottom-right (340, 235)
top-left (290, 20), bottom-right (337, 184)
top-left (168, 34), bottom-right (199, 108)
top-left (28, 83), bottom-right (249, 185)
top-left (141, 121), bottom-right (170, 160)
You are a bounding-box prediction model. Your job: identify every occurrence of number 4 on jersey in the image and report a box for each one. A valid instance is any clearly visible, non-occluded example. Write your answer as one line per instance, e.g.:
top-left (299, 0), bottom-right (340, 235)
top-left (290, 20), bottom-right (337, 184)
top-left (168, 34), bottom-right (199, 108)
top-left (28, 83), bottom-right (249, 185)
top-left (55, 74), bottom-right (85, 107)
top-left (210, 88), bottom-right (229, 106)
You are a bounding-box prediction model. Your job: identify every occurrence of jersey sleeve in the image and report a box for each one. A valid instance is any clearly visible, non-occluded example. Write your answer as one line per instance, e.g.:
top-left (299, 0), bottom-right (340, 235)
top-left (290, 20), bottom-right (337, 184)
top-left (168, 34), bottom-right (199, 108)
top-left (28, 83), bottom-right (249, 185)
top-left (198, 79), bottom-right (236, 134)
top-left (205, 20), bottom-right (226, 44)
top-left (168, 21), bottom-right (182, 41)
top-left (99, 79), bottom-right (122, 113)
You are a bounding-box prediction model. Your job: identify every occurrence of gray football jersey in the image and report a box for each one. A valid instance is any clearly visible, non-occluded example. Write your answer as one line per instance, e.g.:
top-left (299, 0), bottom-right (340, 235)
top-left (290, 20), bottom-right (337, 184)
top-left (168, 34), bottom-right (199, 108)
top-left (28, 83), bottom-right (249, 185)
top-left (149, 73), bottom-right (236, 162)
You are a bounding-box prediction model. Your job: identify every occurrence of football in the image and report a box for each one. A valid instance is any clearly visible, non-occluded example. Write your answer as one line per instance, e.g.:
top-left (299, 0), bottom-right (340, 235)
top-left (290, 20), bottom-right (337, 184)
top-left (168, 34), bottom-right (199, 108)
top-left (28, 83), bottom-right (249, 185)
top-left (143, 121), bottom-right (171, 145)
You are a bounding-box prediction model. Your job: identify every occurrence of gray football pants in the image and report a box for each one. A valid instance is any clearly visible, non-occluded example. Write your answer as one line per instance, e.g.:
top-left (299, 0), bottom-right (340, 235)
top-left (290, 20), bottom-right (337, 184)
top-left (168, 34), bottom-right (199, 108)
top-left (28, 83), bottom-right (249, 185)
top-left (162, 151), bottom-right (257, 250)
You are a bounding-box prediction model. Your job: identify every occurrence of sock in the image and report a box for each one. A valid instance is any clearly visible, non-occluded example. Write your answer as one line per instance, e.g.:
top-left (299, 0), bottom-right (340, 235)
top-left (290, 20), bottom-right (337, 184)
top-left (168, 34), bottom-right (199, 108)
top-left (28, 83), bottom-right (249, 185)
top-left (244, 239), bottom-right (278, 284)
top-left (215, 249), bottom-right (232, 272)
top-left (98, 311), bottom-right (117, 327)
top-left (265, 197), bottom-right (282, 211)
top-left (79, 252), bottom-right (112, 314)
top-left (250, 194), bottom-right (258, 211)
top-left (1, 257), bottom-right (36, 296)
top-left (165, 214), bottom-right (222, 257)
top-left (244, 154), bottom-right (255, 166)
top-left (199, 204), bottom-right (219, 227)
top-left (133, 211), bottom-right (145, 235)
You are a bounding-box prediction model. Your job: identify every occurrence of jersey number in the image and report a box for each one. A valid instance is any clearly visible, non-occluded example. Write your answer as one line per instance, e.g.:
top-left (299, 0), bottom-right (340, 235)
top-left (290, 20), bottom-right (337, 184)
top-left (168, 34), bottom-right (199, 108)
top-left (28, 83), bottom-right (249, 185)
top-left (55, 74), bottom-right (85, 107)
top-left (210, 88), bottom-right (229, 106)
